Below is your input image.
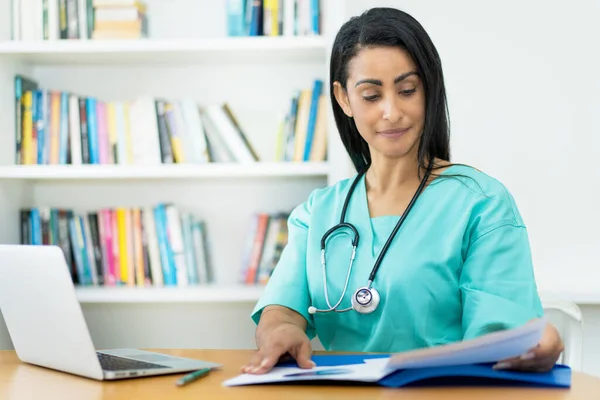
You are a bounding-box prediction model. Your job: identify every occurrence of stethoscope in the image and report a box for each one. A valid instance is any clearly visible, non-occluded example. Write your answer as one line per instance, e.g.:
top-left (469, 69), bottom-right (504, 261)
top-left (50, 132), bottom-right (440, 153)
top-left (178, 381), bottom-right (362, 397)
top-left (308, 161), bottom-right (434, 315)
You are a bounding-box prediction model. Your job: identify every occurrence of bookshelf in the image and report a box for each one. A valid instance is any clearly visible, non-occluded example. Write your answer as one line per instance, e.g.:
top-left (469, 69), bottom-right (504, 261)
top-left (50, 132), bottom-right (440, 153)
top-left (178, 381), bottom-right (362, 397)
top-left (0, 0), bottom-right (352, 350)
top-left (0, 0), bottom-right (353, 293)
top-left (0, 36), bottom-right (328, 65)
top-left (75, 284), bottom-right (265, 304)
top-left (0, 162), bottom-right (330, 180)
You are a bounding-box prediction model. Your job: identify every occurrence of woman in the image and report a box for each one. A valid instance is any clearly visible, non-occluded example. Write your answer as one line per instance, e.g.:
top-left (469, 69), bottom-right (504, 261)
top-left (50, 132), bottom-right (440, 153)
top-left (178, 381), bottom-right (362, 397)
top-left (243, 7), bottom-right (563, 374)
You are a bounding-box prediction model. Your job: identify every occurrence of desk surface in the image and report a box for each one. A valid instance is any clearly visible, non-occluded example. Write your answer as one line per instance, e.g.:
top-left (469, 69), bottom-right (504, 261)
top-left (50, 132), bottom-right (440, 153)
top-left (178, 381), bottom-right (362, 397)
top-left (0, 349), bottom-right (598, 400)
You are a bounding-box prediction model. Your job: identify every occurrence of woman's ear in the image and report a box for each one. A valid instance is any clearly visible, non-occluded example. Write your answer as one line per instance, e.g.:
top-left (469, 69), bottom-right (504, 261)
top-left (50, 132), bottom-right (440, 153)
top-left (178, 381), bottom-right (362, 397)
top-left (333, 81), bottom-right (353, 117)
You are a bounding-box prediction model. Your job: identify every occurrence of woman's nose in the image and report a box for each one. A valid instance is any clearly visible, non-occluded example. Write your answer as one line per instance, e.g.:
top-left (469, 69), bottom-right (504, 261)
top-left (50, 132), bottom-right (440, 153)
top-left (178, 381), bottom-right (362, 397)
top-left (382, 98), bottom-right (403, 123)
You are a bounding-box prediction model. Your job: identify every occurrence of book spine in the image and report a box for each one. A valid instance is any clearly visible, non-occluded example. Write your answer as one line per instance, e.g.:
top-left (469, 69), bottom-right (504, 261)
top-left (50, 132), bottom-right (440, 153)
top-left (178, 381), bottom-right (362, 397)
top-left (303, 79), bottom-right (323, 161)
top-left (106, 102), bottom-right (118, 163)
top-left (21, 91), bottom-right (33, 164)
top-left (154, 204), bottom-right (176, 286)
top-left (133, 208), bottom-right (145, 287)
top-left (68, 94), bottom-right (82, 164)
top-left (96, 210), bottom-right (110, 286)
top-left (103, 209), bottom-right (117, 285)
top-left (110, 210), bottom-right (121, 285)
top-left (68, 214), bottom-right (85, 284)
top-left (59, 0), bottom-right (68, 38)
top-left (36, 90), bottom-right (46, 164)
top-left (86, 97), bottom-right (98, 164)
top-left (116, 208), bottom-right (129, 285)
top-left (66, 0), bottom-right (79, 39)
top-left (155, 100), bottom-right (174, 163)
top-left (88, 213), bottom-right (104, 285)
top-left (58, 210), bottom-right (76, 282)
top-left (97, 101), bottom-right (109, 164)
top-left (59, 92), bottom-right (69, 164)
top-left (143, 206), bottom-right (163, 286)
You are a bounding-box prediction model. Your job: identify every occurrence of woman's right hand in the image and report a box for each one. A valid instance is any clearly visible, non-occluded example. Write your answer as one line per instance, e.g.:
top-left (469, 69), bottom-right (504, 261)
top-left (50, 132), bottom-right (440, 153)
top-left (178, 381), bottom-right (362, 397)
top-left (242, 322), bottom-right (315, 374)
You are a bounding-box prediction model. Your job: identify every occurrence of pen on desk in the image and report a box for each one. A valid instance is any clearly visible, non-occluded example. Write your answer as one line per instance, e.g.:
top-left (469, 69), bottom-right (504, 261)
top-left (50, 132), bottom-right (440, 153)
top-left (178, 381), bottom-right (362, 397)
top-left (176, 368), bottom-right (211, 387)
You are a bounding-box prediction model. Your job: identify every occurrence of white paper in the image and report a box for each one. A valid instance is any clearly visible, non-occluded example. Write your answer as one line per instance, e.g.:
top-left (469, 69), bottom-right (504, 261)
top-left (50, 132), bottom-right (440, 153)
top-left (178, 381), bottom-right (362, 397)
top-left (385, 317), bottom-right (546, 371)
top-left (223, 358), bottom-right (390, 387)
top-left (223, 318), bottom-right (546, 387)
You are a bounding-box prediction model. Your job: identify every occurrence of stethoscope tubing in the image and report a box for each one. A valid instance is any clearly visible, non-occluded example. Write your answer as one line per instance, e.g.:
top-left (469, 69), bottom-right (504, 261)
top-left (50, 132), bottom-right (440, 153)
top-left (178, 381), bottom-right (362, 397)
top-left (313, 160), bottom-right (435, 315)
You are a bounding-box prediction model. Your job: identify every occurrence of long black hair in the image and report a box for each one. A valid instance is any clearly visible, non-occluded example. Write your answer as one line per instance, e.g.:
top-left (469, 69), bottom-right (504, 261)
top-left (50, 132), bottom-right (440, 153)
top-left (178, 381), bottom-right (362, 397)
top-left (330, 7), bottom-right (451, 175)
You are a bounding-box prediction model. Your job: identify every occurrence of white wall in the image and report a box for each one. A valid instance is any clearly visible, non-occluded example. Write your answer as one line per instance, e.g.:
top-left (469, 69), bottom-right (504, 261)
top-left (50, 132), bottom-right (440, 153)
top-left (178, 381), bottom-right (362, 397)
top-left (345, 0), bottom-right (600, 293)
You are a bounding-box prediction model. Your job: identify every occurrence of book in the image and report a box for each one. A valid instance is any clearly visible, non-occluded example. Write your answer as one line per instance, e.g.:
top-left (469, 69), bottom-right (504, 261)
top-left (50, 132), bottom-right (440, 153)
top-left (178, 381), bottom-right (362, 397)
top-left (223, 318), bottom-right (571, 388)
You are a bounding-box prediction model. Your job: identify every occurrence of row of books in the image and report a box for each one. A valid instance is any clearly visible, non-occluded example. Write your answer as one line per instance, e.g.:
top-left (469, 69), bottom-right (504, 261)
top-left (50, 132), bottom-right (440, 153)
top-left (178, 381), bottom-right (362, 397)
top-left (241, 212), bottom-right (289, 285)
top-left (14, 75), bottom-right (326, 165)
top-left (227, 0), bottom-right (320, 37)
top-left (11, 0), bottom-right (148, 41)
top-left (275, 79), bottom-right (327, 162)
top-left (20, 204), bottom-right (214, 287)
top-left (20, 205), bottom-right (292, 287)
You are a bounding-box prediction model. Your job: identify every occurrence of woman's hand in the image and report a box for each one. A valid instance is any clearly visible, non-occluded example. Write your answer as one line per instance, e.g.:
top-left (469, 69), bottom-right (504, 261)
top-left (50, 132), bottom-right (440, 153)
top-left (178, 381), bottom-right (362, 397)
top-left (242, 322), bottom-right (315, 375)
top-left (493, 322), bottom-right (564, 372)
top-left (242, 305), bottom-right (315, 375)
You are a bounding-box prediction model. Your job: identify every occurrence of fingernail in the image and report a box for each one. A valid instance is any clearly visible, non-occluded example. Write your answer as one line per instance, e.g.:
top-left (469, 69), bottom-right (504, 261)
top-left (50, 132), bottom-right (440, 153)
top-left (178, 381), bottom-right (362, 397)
top-left (260, 359), bottom-right (269, 368)
top-left (520, 352), bottom-right (536, 360)
top-left (310, 361), bottom-right (316, 367)
top-left (493, 362), bottom-right (511, 370)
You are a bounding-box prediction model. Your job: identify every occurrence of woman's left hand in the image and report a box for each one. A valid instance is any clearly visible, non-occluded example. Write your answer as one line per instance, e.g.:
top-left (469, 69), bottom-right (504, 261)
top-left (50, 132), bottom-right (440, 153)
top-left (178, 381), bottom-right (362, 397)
top-left (492, 322), bottom-right (564, 372)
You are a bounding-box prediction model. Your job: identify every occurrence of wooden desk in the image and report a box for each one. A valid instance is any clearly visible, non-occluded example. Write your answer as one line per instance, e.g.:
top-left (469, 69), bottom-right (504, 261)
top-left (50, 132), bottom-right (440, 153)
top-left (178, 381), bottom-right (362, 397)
top-left (0, 349), bottom-right (598, 399)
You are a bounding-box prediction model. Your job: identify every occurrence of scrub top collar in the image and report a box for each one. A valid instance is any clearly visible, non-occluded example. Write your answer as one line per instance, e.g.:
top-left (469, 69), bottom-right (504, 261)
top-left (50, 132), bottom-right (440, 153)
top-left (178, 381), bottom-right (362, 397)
top-left (351, 165), bottom-right (458, 259)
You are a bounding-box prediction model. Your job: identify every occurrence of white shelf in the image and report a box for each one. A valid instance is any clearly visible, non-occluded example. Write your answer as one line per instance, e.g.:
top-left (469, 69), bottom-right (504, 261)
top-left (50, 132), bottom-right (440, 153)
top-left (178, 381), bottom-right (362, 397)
top-left (0, 36), bottom-right (328, 65)
top-left (0, 162), bottom-right (329, 181)
top-left (75, 284), bottom-right (265, 303)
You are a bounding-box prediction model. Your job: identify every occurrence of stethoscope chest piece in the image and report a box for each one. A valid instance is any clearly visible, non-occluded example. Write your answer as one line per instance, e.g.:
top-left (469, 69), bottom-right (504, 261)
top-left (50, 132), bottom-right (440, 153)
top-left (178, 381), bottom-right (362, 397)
top-left (351, 286), bottom-right (380, 314)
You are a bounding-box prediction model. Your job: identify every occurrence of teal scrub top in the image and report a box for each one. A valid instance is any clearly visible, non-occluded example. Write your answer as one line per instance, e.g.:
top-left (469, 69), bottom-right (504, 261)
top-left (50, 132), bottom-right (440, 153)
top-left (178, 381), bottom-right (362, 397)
top-left (251, 164), bottom-right (544, 352)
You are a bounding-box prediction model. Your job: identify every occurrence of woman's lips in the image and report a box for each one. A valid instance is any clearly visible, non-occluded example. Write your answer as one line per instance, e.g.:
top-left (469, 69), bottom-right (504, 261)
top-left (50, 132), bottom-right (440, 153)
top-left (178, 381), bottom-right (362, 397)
top-left (378, 127), bottom-right (410, 138)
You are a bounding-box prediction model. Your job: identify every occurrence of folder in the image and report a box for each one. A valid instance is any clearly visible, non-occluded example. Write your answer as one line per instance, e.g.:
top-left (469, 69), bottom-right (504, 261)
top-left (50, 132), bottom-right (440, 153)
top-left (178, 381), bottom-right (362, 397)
top-left (225, 353), bottom-right (571, 388)
top-left (296, 354), bottom-right (571, 388)
top-left (224, 318), bottom-right (572, 388)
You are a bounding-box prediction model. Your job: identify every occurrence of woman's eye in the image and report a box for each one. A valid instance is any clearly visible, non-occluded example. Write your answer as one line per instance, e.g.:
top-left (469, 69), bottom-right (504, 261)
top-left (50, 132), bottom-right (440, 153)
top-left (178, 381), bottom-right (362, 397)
top-left (400, 88), bottom-right (417, 96)
top-left (363, 94), bottom-right (379, 102)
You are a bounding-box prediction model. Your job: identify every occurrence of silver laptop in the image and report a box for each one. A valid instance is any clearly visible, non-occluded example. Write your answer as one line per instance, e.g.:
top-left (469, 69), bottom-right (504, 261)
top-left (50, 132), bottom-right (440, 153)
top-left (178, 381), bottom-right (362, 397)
top-left (0, 244), bottom-right (221, 380)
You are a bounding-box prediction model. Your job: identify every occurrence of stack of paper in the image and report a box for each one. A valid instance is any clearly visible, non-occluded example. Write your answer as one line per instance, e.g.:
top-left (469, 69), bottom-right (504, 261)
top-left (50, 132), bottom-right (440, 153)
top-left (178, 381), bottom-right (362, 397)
top-left (224, 318), bottom-right (571, 388)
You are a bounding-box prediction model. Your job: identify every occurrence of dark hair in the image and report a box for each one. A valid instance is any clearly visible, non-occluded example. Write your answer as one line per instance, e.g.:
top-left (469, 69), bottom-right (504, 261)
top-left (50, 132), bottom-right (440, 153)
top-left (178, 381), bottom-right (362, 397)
top-left (330, 7), bottom-right (451, 175)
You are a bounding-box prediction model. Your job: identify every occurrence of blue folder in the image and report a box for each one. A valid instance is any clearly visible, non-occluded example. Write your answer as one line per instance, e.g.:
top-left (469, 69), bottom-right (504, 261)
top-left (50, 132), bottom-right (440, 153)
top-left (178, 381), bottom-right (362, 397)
top-left (277, 354), bottom-right (571, 388)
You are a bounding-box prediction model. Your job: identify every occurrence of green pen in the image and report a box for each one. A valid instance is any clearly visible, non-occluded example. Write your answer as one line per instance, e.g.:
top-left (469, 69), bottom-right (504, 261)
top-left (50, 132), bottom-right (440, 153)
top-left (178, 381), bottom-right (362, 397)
top-left (176, 368), bottom-right (212, 387)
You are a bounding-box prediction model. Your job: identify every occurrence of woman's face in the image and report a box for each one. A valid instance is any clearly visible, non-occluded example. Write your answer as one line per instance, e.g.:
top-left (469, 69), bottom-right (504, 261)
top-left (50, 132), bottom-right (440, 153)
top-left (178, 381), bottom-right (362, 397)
top-left (334, 46), bottom-right (426, 161)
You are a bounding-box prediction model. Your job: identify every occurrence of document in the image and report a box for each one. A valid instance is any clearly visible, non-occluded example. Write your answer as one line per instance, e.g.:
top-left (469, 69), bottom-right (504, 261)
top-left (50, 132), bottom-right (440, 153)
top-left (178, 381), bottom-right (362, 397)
top-left (223, 318), bottom-right (548, 387)
top-left (224, 358), bottom-right (390, 387)
top-left (385, 317), bottom-right (546, 371)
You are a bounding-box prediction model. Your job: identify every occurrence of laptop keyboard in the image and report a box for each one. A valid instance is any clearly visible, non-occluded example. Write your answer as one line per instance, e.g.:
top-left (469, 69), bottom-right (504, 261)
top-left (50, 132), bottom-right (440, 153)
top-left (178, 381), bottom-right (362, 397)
top-left (97, 352), bottom-right (170, 371)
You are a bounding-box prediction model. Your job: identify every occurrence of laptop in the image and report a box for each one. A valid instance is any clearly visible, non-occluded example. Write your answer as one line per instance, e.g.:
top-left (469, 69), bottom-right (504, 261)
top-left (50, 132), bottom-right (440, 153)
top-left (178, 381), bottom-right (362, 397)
top-left (0, 244), bottom-right (221, 380)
